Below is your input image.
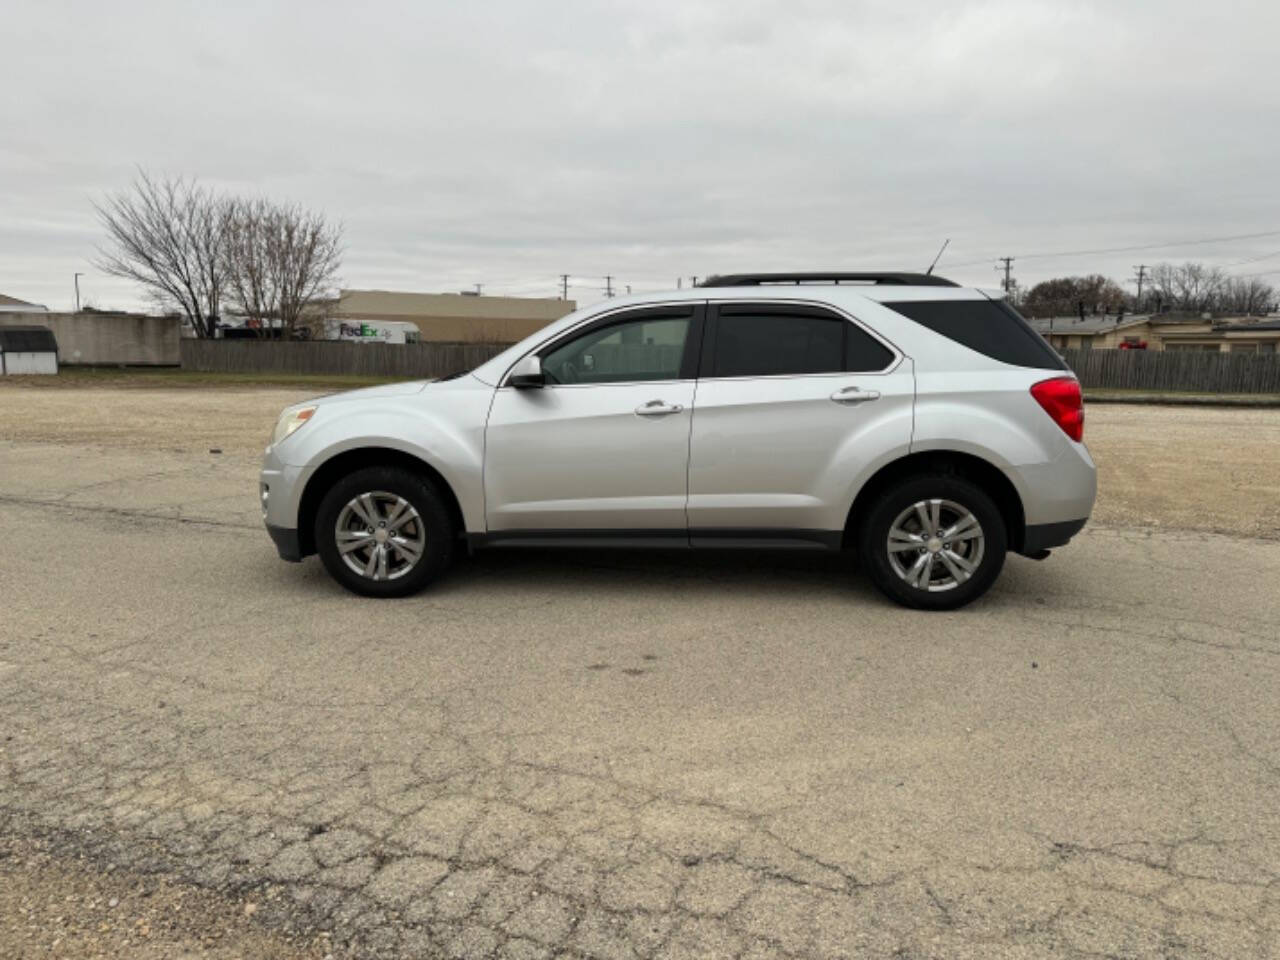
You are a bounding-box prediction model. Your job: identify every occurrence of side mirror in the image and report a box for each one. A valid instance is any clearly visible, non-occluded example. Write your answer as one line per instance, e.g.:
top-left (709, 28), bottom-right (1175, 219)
top-left (508, 354), bottom-right (545, 389)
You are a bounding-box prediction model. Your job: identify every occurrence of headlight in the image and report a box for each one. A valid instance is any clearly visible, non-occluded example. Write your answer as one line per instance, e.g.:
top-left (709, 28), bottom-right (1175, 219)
top-left (271, 406), bottom-right (316, 446)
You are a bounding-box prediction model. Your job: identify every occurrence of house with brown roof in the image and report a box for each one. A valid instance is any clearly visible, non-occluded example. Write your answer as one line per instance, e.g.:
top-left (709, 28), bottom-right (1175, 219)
top-left (1031, 314), bottom-right (1280, 354)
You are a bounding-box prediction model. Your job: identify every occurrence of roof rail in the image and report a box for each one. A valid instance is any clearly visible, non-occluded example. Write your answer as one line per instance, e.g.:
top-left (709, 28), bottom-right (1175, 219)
top-left (698, 272), bottom-right (958, 288)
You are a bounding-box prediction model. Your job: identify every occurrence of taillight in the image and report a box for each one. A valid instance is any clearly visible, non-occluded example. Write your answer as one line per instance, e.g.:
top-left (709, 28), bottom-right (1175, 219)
top-left (1030, 377), bottom-right (1084, 442)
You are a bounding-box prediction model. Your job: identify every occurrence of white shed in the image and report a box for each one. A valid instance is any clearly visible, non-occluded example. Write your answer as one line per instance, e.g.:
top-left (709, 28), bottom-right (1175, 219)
top-left (0, 326), bottom-right (59, 375)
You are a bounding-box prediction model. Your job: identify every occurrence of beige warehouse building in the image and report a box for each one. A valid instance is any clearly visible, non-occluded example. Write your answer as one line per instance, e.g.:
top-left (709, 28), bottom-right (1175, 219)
top-left (332, 289), bottom-right (576, 343)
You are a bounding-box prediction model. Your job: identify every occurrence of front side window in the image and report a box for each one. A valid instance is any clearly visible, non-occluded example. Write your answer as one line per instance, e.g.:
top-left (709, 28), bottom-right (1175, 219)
top-left (541, 312), bottom-right (691, 384)
top-left (708, 305), bottom-right (893, 378)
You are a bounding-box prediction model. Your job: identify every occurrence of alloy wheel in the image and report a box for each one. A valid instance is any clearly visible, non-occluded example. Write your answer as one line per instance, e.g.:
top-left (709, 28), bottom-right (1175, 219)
top-left (886, 498), bottom-right (985, 592)
top-left (334, 491), bottom-right (427, 581)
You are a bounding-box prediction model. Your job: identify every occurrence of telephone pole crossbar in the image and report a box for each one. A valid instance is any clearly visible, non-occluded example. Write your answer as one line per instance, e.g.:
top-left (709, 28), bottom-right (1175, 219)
top-left (1132, 265), bottom-right (1148, 312)
top-left (997, 257), bottom-right (1015, 295)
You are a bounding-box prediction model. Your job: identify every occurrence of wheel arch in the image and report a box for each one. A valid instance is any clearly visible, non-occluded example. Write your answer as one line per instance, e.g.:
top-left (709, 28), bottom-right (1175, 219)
top-left (843, 450), bottom-right (1027, 552)
top-left (296, 447), bottom-right (467, 558)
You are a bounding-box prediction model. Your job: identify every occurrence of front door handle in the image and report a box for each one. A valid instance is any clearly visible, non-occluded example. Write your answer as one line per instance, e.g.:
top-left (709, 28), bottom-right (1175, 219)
top-left (635, 399), bottom-right (684, 417)
top-left (831, 386), bottom-right (881, 405)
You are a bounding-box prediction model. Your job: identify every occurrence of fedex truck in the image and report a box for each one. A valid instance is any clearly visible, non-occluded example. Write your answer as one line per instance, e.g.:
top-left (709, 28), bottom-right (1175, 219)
top-left (326, 320), bottom-right (421, 344)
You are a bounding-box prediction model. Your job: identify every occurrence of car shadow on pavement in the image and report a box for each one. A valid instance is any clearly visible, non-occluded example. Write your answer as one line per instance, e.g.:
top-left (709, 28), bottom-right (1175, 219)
top-left (279, 545), bottom-right (1060, 609)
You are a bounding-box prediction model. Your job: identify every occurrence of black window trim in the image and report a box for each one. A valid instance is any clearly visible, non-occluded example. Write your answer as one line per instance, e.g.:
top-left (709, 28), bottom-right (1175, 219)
top-left (499, 302), bottom-right (706, 388)
top-left (697, 299), bottom-right (902, 381)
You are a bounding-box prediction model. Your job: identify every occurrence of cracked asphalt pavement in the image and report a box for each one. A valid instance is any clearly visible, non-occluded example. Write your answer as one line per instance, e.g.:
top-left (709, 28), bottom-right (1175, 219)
top-left (2, 385), bottom-right (1279, 959)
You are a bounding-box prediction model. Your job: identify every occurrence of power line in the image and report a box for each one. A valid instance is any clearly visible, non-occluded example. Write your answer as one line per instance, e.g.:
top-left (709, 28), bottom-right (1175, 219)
top-left (943, 228), bottom-right (1280, 269)
top-left (1222, 249), bottom-right (1280, 268)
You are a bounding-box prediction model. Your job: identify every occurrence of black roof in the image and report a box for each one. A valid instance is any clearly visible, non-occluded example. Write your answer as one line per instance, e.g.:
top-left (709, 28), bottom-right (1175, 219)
top-left (699, 272), bottom-right (958, 288)
top-left (0, 325), bottom-right (58, 352)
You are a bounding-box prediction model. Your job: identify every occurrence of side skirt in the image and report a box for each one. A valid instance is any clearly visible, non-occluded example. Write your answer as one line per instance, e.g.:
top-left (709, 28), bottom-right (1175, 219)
top-left (468, 529), bottom-right (843, 551)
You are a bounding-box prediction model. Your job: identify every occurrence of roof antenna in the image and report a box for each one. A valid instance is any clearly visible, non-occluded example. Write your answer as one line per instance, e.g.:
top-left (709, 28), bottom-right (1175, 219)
top-left (925, 238), bottom-right (950, 275)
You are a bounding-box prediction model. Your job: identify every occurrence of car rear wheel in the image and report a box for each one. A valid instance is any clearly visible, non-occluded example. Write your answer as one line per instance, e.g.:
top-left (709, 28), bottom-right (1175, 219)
top-left (315, 466), bottom-right (455, 598)
top-left (858, 474), bottom-right (1007, 610)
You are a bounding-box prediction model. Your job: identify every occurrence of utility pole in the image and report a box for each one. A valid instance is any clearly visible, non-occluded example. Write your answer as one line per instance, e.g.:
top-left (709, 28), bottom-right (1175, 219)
top-left (604, 275), bottom-right (614, 298)
top-left (997, 257), bottom-right (1014, 294)
top-left (559, 274), bottom-right (569, 300)
top-left (74, 272), bottom-right (83, 312)
top-left (1132, 265), bottom-right (1148, 313)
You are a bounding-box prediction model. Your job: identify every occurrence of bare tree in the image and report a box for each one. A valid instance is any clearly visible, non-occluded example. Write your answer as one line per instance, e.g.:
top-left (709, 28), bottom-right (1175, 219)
top-left (1148, 262), bottom-right (1228, 313)
top-left (1021, 274), bottom-right (1131, 318)
top-left (1217, 276), bottom-right (1276, 316)
top-left (221, 198), bottom-right (342, 339)
top-left (95, 172), bottom-right (230, 338)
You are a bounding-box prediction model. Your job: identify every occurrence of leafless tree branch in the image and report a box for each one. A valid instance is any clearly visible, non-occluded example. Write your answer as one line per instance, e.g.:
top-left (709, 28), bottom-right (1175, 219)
top-left (94, 171), bottom-right (230, 338)
top-left (220, 198), bottom-right (343, 339)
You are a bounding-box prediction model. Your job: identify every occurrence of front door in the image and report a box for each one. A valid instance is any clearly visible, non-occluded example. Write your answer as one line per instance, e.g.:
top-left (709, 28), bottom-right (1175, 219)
top-left (484, 304), bottom-right (703, 536)
top-left (687, 301), bottom-right (914, 539)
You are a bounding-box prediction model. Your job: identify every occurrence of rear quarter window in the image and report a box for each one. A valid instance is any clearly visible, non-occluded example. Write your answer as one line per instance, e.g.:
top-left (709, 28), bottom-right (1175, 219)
top-left (882, 299), bottom-right (1066, 370)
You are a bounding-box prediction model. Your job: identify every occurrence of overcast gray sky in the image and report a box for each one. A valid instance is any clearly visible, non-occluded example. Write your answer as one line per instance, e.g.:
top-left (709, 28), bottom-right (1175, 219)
top-left (4, 0), bottom-right (1279, 311)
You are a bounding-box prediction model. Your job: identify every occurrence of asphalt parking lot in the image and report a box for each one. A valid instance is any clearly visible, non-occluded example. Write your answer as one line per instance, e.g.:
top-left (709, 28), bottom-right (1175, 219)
top-left (2, 383), bottom-right (1279, 959)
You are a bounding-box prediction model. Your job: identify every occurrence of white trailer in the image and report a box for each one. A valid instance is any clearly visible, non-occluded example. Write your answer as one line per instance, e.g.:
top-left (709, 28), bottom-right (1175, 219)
top-left (326, 319), bottom-right (421, 344)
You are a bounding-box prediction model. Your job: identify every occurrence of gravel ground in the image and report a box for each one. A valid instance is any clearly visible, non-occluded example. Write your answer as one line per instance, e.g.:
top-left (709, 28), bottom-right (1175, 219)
top-left (0, 823), bottom-right (340, 959)
top-left (1, 380), bottom-right (1278, 959)
top-left (1084, 403), bottom-right (1280, 539)
top-left (2, 381), bottom-right (1278, 539)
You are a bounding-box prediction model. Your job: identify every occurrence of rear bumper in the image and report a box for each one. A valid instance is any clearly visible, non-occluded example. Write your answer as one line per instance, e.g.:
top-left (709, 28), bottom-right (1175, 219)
top-left (266, 524), bottom-right (303, 562)
top-left (1019, 517), bottom-right (1088, 555)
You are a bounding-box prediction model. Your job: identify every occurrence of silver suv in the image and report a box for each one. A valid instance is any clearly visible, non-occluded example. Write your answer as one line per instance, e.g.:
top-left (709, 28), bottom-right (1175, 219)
top-left (260, 272), bottom-right (1095, 609)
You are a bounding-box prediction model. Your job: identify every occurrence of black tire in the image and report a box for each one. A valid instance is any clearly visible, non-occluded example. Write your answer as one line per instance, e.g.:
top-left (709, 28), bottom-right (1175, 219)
top-left (315, 466), bottom-right (455, 598)
top-left (857, 474), bottom-right (1007, 610)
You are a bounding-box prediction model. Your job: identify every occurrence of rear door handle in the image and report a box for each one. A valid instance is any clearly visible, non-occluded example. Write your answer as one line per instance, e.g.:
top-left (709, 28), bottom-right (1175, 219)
top-left (635, 399), bottom-right (684, 416)
top-left (831, 386), bottom-right (881, 404)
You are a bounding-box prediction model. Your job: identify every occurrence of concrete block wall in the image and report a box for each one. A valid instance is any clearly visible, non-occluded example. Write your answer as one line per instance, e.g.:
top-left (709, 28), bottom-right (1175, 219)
top-left (0, 313), bottom-right (180, 365)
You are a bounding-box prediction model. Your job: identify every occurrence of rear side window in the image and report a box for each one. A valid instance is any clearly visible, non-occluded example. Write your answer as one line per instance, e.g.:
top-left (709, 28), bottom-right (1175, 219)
top-left (708, 305), bottom-right (894, 378)
top-left (883, 299), bottom-right (1066, 370)
top-left (845, 324), bottom-right (895, 372)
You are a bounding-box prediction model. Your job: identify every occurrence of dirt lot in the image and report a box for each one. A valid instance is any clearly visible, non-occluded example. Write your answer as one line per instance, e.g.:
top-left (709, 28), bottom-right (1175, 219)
top-left (1, 825), bottom-right (337, 960)
top-left (3, 380), bottom-right (1279, 539)
top-left (2, 378), bottom-right (1278, 959)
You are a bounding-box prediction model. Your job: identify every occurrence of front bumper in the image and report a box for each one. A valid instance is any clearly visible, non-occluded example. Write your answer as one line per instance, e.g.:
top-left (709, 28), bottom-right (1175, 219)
top-left (261, 442), bottom-right (311, 563)
top-left (266, 523), bottom-right (304, 562)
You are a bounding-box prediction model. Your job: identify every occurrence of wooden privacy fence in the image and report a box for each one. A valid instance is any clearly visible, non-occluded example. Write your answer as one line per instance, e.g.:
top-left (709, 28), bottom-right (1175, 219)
top-left (181, 340), bottom-right (1280, 393)
top-left (180, 340), bottom-right (512, 379)
top-left (1059, 348), bottom-right (1280, 393)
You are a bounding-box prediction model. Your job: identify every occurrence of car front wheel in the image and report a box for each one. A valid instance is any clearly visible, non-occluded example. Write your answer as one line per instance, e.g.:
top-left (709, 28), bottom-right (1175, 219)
top-left (315, 466), bottom-right (455, 598)
top-left (858, 475), bottom-right (1007, 610)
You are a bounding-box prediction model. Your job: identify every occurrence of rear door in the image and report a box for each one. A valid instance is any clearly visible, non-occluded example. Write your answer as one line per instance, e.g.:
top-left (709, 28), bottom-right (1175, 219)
top-left (686, 301), bottom-right (914, 541)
